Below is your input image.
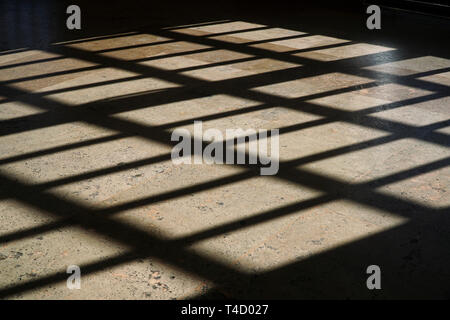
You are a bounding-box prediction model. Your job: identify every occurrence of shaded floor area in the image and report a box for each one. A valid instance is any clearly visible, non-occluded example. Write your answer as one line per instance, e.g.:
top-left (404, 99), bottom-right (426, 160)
top-left (0, 1), bottom-right (449, 299)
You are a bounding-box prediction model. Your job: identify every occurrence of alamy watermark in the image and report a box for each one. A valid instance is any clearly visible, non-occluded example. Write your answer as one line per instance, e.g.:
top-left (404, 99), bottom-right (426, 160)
top-left (171, 121), bottom-right (279, 175)
top-left (66, 5), bottom-right (81, 30)
top-left (366, 5), bottom-right (381, 30)
top-left (66, 265), bottom-right (81, 289)
top-left (366, 264), bottom-right (381, 290)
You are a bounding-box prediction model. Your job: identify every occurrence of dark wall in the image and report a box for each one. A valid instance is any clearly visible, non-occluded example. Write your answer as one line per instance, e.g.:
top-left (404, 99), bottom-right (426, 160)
top-left (0, 0), bottom-right (448, 51)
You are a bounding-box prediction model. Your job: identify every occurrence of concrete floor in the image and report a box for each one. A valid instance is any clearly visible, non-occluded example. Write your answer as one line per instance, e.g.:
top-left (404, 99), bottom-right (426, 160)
top-left (0, 3), bottom-right (449, 299)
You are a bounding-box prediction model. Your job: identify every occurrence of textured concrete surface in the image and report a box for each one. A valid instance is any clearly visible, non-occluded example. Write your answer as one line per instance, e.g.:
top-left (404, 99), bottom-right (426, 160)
top-left (0, 4), bottom-right (449, 299)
